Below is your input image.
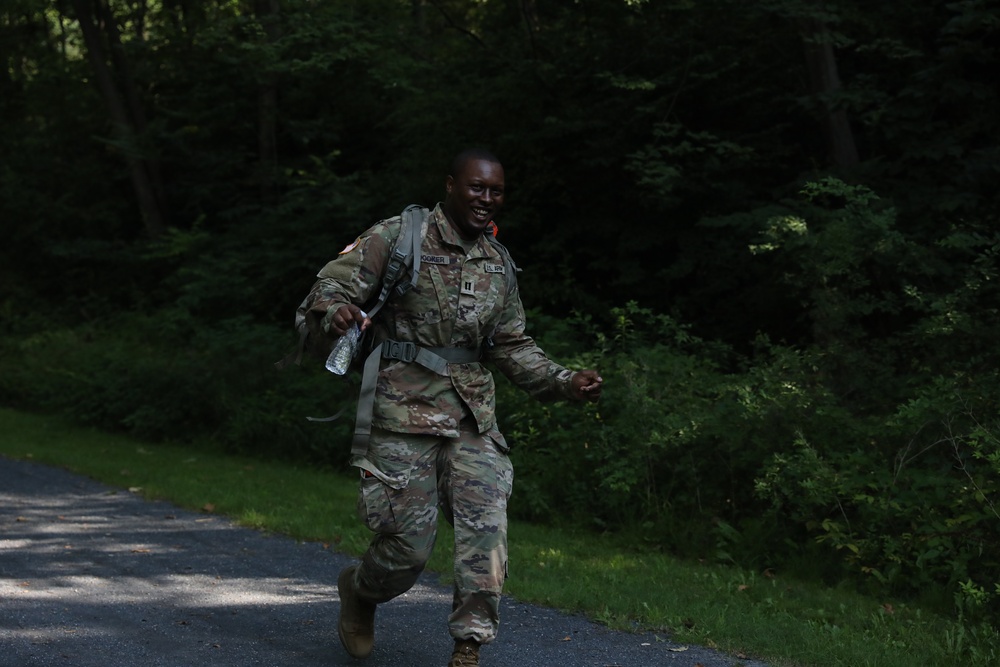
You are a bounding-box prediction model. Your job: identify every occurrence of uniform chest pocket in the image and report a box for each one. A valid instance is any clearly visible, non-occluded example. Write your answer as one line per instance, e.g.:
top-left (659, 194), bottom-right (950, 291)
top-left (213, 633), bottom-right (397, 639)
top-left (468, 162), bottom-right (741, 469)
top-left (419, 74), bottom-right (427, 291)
top-left (424, 266), bottom-right (452, 324)
top-left (461, 269), bottom-right (502, 329)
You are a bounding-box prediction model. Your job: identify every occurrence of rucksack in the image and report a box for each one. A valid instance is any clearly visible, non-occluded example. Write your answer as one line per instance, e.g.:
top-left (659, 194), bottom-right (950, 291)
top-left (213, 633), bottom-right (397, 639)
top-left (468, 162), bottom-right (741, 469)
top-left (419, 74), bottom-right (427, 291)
top-left (275, 204), bottom-right (518, 371)
top-left (280, 205), bottom-right (520, 456)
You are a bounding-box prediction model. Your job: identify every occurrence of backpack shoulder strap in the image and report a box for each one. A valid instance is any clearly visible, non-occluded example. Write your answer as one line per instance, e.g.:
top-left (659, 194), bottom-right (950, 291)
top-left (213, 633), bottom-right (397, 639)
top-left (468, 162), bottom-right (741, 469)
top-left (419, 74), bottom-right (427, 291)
top-left (349, 205), bottom-right (428, 458)
top-left (399, 204), bottom-right (426, 295)
top-left (366, 204), bottom-right (428, 319)
top-left (275, 206), bottom-right (429, 371)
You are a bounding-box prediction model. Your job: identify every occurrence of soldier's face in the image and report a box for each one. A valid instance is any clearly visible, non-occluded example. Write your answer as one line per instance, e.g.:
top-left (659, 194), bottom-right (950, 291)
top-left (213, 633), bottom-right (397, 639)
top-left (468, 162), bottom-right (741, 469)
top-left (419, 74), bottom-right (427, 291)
top-left (444, 159), bottom-right (505, 240)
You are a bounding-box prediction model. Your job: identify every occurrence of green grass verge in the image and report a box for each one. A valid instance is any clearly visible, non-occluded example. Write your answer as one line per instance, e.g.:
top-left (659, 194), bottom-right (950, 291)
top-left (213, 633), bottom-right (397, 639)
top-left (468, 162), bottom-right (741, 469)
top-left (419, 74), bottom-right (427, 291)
top-left (1, 407), bottom-right (996, 667)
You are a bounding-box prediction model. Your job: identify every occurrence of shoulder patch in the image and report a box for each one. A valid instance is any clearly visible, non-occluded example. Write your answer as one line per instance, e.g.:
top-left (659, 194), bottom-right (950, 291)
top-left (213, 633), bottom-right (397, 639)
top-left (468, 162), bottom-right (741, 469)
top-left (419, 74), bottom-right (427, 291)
top-left (339, 237), bottom-right (362, 255)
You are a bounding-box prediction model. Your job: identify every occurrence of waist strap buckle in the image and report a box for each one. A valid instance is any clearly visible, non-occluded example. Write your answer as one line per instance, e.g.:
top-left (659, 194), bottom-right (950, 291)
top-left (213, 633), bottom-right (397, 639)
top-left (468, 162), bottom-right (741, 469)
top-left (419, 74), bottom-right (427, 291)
top-left (382, 340), bottom-right (417, 363)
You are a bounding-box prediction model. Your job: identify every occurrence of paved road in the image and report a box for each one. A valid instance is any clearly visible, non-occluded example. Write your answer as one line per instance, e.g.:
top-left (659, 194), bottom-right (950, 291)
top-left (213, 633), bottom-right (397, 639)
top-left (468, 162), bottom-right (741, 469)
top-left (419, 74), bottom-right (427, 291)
top-left (0, 457), bottom-right (771, 667)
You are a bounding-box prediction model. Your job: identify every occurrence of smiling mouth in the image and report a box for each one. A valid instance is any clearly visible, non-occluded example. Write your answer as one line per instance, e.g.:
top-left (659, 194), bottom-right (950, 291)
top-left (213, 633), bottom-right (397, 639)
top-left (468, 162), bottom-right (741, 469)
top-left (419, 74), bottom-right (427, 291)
top-left (472, 206), bottom-right (490, 220)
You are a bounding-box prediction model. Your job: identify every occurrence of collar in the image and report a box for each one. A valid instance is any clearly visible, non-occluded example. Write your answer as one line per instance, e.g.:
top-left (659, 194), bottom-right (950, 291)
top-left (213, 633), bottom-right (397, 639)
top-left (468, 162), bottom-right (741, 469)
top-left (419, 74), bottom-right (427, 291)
top-left (431, 202), bottom-right (488, 256)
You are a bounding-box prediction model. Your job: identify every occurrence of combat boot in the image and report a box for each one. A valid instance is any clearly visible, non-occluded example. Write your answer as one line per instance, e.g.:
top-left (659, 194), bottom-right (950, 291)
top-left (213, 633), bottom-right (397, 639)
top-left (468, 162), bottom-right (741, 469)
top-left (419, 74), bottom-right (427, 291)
top-left (337, 565), bottom-right (376, 659)
top-left (448, 639), bottom-right (480, 667)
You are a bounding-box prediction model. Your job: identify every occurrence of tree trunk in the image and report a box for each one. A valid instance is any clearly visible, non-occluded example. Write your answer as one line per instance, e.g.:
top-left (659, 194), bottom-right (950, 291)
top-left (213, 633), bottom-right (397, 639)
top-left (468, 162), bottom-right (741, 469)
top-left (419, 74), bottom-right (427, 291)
top-left (520, 0), bottom-right (540, 56)
top-left (133, 0), bottom-right (148, 40)
top-left (95, 0), bottom-right (168, 218)
top-left (411, 0), bottom-right (425, 31)
top-left (255, 0), bottom-right (281, 201)
top-left (797, 12), bottom-right (860, 168)
top-left (68, 0), bottom-right (165, 238)
top-left (521, 0), bottom-right (540, 32)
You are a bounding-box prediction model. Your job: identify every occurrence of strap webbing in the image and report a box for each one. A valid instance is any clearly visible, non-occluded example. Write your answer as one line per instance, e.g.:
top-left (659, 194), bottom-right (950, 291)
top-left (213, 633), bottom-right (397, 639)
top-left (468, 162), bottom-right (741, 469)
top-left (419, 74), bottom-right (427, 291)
top-left (350, 340), bottom-right (482, 458)
top-left (402, 205), bottom-right (423, 295)
top-left (363, 205), bottom-right (427, 322)
top-left (351, 342), bottom-right (385, 458)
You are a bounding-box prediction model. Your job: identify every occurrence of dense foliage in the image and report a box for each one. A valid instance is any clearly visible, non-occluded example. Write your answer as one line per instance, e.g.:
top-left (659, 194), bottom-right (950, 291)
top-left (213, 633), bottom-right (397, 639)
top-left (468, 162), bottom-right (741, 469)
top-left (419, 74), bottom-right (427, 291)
top-left (3, 0), bottom-right (1000, 638)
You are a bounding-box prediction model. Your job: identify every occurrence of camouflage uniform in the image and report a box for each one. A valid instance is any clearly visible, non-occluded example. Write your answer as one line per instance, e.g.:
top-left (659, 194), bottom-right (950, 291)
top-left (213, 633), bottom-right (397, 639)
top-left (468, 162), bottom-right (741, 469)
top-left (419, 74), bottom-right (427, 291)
top-left (305, 203), bottom-right (576, 643)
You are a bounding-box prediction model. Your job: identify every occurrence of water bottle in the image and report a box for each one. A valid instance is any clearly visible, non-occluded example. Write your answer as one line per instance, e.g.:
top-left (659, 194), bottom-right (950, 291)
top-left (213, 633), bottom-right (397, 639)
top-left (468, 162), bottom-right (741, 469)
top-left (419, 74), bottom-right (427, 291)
top-left (325, 311), bottom-right (367, 375)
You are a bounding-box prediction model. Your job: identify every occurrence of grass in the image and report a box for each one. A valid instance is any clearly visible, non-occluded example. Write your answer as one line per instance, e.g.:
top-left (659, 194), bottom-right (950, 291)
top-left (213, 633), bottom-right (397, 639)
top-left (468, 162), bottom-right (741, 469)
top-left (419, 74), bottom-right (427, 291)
top-left (1, 406), bottom-right (997, 667)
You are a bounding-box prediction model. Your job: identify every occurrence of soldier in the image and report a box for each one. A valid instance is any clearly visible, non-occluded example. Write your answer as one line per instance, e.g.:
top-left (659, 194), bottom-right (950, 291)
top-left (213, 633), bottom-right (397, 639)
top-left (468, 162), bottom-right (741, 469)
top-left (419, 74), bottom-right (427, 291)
top-left (303, 148), bottom-right (603, 667)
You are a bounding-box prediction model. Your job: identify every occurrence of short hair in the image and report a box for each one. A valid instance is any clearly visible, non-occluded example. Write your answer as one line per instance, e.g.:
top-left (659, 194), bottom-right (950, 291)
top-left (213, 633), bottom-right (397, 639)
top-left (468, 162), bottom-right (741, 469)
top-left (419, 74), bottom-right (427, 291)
top-left (449, 148), bottom-right (502, 178)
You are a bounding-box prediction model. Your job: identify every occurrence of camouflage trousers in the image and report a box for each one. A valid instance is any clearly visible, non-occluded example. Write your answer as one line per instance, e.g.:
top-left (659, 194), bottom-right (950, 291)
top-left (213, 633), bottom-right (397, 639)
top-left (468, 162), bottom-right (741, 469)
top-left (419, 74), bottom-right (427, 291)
top-left (350, 417), bottom-right (514, 644)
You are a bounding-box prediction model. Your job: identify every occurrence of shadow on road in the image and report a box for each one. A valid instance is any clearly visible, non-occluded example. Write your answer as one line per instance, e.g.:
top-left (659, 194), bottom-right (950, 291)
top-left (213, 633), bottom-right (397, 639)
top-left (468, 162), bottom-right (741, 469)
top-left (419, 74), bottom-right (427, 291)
top-left (1, 457), bottom-right (768, 667)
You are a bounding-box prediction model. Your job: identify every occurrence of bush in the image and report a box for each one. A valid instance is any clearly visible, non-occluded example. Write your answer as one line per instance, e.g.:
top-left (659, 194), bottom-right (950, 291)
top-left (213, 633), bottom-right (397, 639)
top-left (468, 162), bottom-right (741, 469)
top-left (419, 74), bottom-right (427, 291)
top-left (5, 297), bottom-right (1000, 627)
top-left (502, 303), bottom-right (842, 564)
top-left (756, 373), bottom-right (1000, 610)
top-left (0, 310), bottom-right (357, 468)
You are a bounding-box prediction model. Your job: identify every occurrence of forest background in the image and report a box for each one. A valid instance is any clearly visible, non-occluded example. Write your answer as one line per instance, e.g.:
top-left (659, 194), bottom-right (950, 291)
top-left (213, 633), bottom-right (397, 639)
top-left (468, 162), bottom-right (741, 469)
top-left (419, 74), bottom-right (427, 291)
top-left (2, 0), bottom-right (999, 637)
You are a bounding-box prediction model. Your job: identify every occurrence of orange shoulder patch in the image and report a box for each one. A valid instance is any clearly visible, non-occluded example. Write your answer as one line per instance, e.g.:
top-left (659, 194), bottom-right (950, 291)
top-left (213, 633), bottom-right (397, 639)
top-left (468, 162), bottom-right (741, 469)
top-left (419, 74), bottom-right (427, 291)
top-left (339, 237), bottom-right (362, 255)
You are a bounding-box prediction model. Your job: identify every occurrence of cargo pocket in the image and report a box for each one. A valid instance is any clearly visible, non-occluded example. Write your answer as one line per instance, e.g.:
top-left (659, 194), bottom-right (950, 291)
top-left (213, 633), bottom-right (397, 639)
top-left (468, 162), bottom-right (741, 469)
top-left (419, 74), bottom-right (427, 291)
top-left (496, 449), bottom-right (513, 503)
top-left (357, 470), bottom-right (398, 534)
top-left (487, 427), bottom-right (511, 454)
top-left (355, 454), bottom-right (411, 534)
top-left (487, 429), bottom-right (514, 503)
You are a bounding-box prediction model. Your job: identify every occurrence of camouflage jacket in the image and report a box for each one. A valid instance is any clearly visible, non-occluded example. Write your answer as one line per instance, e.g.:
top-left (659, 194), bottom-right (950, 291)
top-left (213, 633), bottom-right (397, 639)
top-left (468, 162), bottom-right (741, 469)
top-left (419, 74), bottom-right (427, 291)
top-left (304, 203), bottom-right (576, 439)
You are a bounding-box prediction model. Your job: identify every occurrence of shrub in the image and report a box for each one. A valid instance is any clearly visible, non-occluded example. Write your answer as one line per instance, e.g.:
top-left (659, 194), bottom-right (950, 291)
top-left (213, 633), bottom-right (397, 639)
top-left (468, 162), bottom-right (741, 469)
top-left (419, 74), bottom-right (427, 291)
top-left (756, 373), bottom-right (1000, 610)
top-left (0, 310), bottom-right (356, 468)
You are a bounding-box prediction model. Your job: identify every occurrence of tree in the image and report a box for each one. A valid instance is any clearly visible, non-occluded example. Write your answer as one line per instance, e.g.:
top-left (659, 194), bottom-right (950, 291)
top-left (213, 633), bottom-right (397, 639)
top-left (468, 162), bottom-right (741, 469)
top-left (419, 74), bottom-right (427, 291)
top-left (67, 0), bottom-right (166, 238)
top-left (793, 0), bottom-right (860, 167)
top-left (252, 0), bottom-right (282, 200)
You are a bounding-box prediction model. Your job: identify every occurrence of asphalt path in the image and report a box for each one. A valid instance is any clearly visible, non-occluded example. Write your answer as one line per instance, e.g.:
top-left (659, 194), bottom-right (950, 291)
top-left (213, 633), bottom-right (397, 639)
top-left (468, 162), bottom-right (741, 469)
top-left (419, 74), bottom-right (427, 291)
top-left (0, 456), bottom-right (773, 667)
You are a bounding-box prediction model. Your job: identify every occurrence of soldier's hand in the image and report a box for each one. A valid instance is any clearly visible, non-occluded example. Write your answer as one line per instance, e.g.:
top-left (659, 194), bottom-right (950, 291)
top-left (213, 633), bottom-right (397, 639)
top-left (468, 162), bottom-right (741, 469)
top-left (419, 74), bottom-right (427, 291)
top-left (570, 370), bottom-right (603, 402)
top-left (327, 304), bottom-right (370, 337)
